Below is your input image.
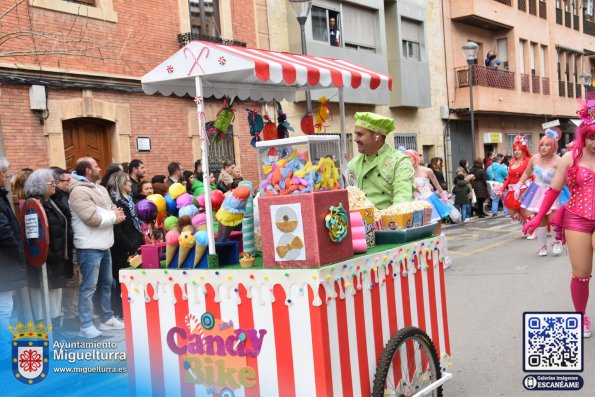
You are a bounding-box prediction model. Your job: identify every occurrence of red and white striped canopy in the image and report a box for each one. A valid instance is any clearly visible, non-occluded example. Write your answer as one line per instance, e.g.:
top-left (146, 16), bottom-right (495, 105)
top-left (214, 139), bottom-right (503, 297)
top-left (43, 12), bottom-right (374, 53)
top-left (141, 41), bottom-right (392, 101)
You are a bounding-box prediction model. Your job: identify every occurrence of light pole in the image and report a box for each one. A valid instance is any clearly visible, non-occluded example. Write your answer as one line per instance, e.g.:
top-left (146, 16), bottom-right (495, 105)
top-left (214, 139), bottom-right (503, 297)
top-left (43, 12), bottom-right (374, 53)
top-left (462, 41), bottom-right (479, 162)
top-left (580, 72), bottom-right (592, 101)
top-left (288, 0), bottom-right (313, 113)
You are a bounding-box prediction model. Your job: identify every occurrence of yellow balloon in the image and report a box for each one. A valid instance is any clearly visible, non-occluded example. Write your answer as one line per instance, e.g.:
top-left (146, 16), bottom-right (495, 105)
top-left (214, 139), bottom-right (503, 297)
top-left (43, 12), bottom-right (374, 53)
top-left (146, 194), bottom-right (166, 215)
top-left (168, 183), bottom-right (186, 199)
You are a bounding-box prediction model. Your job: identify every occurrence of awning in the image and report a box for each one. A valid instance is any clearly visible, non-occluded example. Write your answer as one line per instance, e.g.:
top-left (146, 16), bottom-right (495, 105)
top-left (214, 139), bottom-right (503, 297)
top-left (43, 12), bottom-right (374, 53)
top-left (570, 119), bottom-right (581, 127)
top-left (141, 41), bottom-right (393, 101)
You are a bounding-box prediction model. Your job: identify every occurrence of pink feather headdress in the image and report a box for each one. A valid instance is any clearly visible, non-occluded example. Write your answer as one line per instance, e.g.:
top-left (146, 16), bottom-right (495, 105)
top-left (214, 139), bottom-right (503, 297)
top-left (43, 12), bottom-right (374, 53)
top-left (576, 100), bottom-right (595, 125)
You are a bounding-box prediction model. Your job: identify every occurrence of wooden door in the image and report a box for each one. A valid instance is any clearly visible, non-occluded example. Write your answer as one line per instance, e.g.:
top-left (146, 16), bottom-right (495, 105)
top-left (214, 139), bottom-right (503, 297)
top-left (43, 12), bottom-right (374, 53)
top-left (63, 119), bottom-right (111, 172)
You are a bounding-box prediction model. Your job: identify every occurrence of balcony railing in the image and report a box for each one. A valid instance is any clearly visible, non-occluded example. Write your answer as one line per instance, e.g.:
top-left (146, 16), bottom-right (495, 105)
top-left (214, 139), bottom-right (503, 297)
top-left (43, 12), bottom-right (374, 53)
top-left (539, 1), bottom-right (546, 18)
top-left (574, 15), bottom-right (579, 30)
top-left (576, 84), bottom-right (582, 98)
top-left (565, 12), bottom-right (571, 27)
top-left (585, 20), bottom-right (595, 36)
top-left (567, 81), bottom-right (574, 97)
top-left (529, 0), bottom-right (537, 15)
top-left (521, 73), bottom-right (530, 92)
top-left (495, 0), bottom-right (512, 5)
top-left (531, 75), bottom-right (540, 93)
top-left (542, 77), bottom-right (550, 95)
top-left (518, 0), bottom-right (526, 11)
top-left (177, 32), bottom-right (247, 47)
top-left (559, 80), bottom-right (566, 96)
top-left (556, 8), bottom-right (562, 24)
top-left (455, 65), bottom-right (515, 90)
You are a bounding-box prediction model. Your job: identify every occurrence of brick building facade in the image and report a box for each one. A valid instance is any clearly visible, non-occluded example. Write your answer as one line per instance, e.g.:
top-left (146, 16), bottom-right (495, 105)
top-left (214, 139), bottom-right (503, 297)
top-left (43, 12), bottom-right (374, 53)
top-left (0, 0), bottom-right (262, 186)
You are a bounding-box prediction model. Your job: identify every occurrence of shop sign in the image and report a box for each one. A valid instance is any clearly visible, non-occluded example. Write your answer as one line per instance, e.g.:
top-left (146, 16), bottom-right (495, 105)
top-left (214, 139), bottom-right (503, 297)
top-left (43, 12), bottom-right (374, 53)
top-left (483, 132), bottom-right (502, 143)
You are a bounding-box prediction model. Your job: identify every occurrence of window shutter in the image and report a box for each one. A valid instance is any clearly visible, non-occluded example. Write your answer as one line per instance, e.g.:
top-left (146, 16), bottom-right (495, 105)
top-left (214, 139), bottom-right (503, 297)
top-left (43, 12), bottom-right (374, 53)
top-left (342, 4), bottom-right (376, 48)
top-left (401, 18), bottom-right (421, 43)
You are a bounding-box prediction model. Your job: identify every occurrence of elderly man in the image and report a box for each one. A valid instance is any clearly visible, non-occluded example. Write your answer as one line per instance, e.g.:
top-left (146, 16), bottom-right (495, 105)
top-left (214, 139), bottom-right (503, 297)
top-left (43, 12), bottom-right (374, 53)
top-left (0, 157), bottom-right (26, 361)
top-left (69, 157), bottom-right (125, 338)
top-left (348, 112), bottom-right (414, 209)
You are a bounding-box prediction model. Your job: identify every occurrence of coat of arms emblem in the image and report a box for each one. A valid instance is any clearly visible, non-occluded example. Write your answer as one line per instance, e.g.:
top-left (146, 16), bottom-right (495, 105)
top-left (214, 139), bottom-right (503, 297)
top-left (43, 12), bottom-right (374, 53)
top-left (9, 321), bottom-right (51, 385)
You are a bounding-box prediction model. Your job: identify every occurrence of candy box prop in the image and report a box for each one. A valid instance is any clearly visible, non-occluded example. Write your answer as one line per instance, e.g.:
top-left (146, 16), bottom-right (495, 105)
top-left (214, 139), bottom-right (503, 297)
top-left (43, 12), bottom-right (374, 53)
top-left (259, 190), bottom-right (353, 268)
top-left (350, 207), bottom-right (376, 248)
top-left (256, 136), bottom-right (343, 197)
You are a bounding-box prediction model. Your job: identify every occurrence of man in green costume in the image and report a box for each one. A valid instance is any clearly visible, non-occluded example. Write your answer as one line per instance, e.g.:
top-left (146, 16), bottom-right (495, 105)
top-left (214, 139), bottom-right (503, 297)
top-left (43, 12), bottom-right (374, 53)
top-left (347, 112), bottom-right (414, 210)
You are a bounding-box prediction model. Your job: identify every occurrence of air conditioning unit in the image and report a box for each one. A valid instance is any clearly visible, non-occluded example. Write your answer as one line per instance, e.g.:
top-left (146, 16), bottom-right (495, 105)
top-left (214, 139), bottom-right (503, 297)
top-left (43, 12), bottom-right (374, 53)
top-left (440, 105), bottom-right (450, 120)
top-left (29, 85), bottom-right (46, 110)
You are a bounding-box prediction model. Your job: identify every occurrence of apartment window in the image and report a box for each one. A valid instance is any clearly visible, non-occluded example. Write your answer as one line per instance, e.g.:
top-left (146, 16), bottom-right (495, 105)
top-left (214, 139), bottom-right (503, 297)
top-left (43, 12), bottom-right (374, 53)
top-left (311, 6), bottom-right (340, 45)
top-left (394, 134), bottom-right (417, 151)
top-left (30, 0), bottom-right (117, 22)
top-left (66, 0), bottom-right (95, 5)
top-left (530, 43), bottom-right (537, 75)
top-left (401, 18), bottom-right (423, 61)
top-left (519, 39), bottom-right (526, 73)
top-left (190, 0), bottom-right (220, 37)
top-left (586, 0), bottom-right (594, 19)
top-left (497, 38), bottom-right (509, 69)
top-left (539, 45), bottom-right (547, 76)
top-left (342, 3), bottom-right (377, 51)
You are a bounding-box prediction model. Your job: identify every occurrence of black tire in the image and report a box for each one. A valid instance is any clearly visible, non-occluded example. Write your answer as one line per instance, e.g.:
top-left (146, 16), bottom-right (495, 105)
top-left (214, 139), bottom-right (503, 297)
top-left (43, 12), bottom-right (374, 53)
top-left (372, 326), bottom-right (443, 397)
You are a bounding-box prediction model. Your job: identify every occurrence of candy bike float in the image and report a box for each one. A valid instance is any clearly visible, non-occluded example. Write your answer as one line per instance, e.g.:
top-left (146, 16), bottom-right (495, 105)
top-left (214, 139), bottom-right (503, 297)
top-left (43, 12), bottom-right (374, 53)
top-left (126, 40), bottom-right (452, 396)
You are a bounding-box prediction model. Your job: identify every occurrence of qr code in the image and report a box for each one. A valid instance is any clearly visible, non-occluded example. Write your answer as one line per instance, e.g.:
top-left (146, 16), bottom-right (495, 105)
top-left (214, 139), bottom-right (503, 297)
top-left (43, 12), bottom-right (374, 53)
top-left (523, 312), bottom-right (583, 372)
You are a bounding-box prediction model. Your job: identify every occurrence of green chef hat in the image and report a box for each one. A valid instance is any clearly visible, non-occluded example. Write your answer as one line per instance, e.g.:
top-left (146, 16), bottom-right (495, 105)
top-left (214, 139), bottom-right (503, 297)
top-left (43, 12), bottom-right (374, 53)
top-left (354, 112), bottom-right (395, 136)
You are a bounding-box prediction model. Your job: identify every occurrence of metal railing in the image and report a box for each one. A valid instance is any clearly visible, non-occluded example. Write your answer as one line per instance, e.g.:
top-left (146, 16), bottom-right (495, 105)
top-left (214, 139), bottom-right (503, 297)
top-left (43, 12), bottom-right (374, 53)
top-left (177, 32), bottom-right (247, 47)
top-left (455, 65), bottom-right (515, 90)
top-left (556, 8), bottom-right (562, 24)
top-left (585, 20), bottom-right (595, 36)
top-left (495, 0), bottom-right (512, 5)
top-left (558, 80), bottom-right (566, 96)
top-left (567, 81), bottom-right (574, 98)
top-left (574, 15), bottom-right (579, 30)
top-left (542, 77), bottom-right (550, 95)
top-left (565, 12), bottom-right (571, 27)
top-left (518, 0), bottom-right (526, 10)
top-left (521, 74), bottom-right (530, 92)
top-left (576, 85), bottom-right (582, 98)
top-left (531, 75), bottom-right (541, 93)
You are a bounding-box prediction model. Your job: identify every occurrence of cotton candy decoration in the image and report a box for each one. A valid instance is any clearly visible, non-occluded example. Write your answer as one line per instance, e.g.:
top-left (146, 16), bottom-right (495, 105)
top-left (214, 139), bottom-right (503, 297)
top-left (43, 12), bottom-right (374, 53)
top-left (169, 183), bottom-right (186, 199)
top-left (176, 193), bottom-right (193, 209)
top-left (178, 204), bottom-right (199, 219)
top-left (193, 230), bottom-right (209, 267)
top-left (165, 230), bottom-right (180, 266)
top-left (164, 216), bottom-right (179, 232)
top-left (192, 212), bottom-right (207, 231)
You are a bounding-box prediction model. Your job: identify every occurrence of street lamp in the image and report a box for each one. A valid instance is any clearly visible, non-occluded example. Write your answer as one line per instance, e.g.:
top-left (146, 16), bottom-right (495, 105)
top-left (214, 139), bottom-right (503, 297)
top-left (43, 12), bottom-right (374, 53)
top-left (580, 72), bottom-right (592, 101)
top-left (288, 0), bottom-right (313, 113)
top-left (462, 41), bottom-right (479, 162)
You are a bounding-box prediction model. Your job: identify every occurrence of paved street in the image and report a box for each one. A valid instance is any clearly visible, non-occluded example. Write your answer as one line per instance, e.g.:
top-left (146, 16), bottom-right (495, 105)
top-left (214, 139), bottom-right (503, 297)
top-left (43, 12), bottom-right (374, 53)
top-left (442, 216), bottom-right (594, 396)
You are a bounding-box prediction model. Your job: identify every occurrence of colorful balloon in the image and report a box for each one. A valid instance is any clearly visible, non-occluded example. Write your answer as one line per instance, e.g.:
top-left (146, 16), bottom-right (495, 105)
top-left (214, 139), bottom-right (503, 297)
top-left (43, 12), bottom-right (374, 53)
top-left (176, 193), bottom-right (194, 209)
top-left (164, 193), bottom-right (178, 216)
top-left (135, 199), bottom-right (158, 223)
top-left (169, 182), bottom-right (186, 199)
top-left (146, 194), bottom-right (166, 215)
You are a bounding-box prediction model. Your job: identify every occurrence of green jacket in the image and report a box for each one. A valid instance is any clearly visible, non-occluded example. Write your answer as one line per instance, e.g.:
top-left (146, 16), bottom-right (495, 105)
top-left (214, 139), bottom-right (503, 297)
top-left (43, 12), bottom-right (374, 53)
top-left (191, 179), bottom-right (216, 196)
top-left (348, 144), bottom-right (414, 210)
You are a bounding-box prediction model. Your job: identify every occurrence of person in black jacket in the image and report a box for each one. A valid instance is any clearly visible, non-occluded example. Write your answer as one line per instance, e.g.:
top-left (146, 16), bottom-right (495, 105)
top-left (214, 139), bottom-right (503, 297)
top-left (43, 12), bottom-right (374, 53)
top-left (23, 169), bottom-right (72, 326)
top-left (106, 171), bottom-right (143, 318)
top-left (0, 157), bottom-right (26, 362)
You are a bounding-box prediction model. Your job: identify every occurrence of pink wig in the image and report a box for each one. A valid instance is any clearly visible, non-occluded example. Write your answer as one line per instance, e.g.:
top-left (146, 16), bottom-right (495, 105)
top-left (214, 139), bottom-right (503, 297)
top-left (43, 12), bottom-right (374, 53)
top-left (568, 111), bottom-right (595, 180)
top-left (539, 128), bottom-right (560, 157)
top-left (404, 150), bottom-right (421, 167)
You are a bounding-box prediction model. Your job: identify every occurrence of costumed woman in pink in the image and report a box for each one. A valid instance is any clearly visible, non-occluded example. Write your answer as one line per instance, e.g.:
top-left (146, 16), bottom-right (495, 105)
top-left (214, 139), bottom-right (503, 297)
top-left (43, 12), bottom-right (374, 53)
top-left (523, 101), bottom-right (595, 338)
top-left (501, 135), bottom-right (532, 224)
top-left (515, 128), bottom-right (565, 257)
top-left (403, 149), bottom-right (450, 221)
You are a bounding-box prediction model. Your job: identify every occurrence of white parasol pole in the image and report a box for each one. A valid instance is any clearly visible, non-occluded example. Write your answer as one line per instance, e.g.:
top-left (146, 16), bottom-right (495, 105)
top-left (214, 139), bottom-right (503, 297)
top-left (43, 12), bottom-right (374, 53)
top-left (195, 76), bottom-right (216, 256)
top-left (339, 86), bottom-right (347, 172)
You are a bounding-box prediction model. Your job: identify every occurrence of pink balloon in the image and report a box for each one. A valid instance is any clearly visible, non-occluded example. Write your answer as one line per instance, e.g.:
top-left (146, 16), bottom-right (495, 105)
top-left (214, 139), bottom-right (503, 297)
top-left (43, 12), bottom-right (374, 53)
top-left (196, 195), bottom-right (206, 209)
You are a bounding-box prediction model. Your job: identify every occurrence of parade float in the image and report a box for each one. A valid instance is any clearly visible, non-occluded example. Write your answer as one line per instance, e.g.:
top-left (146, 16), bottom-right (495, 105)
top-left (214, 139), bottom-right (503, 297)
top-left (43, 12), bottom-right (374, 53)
top-left (123, 40), bottom-right (452, 397)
